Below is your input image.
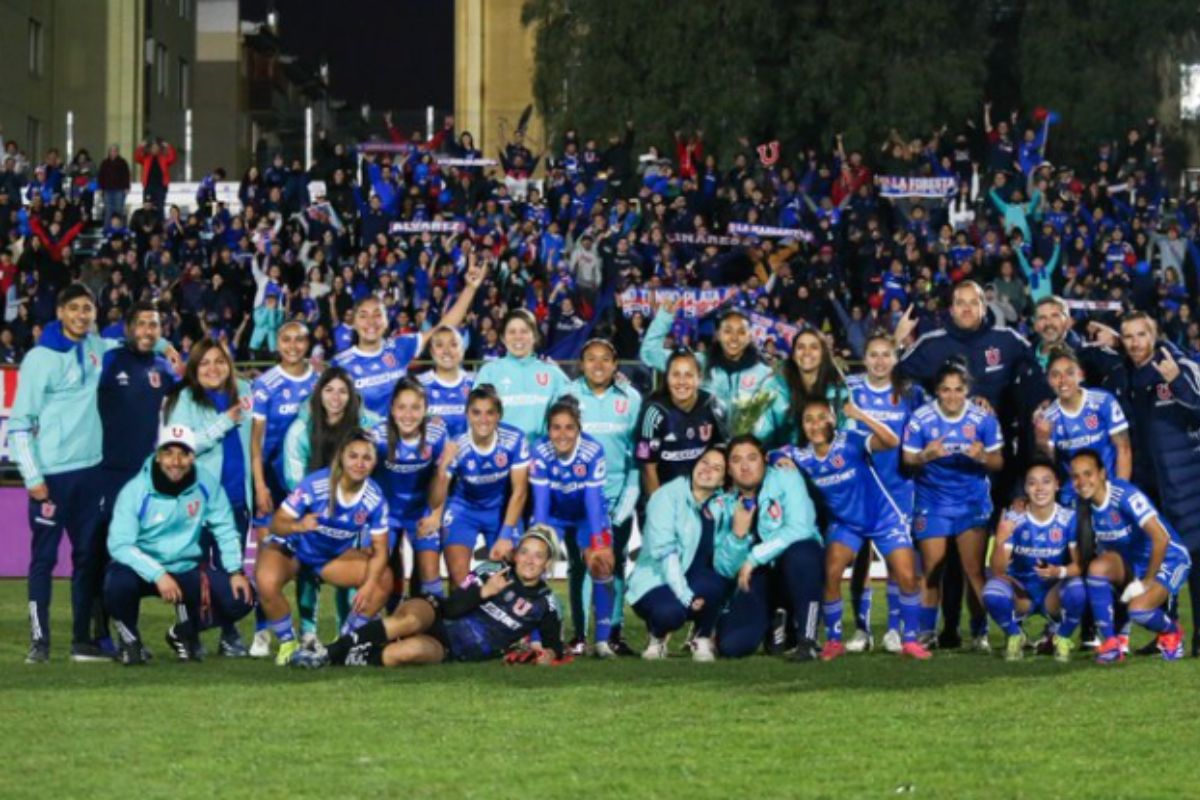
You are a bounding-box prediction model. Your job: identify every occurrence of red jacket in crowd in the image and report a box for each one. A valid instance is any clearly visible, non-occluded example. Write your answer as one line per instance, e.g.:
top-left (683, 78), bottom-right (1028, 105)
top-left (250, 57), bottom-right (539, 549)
top-left (29, 217), bottom-right (84, 262)
top-left (132, 143), bottom-right (177, 188)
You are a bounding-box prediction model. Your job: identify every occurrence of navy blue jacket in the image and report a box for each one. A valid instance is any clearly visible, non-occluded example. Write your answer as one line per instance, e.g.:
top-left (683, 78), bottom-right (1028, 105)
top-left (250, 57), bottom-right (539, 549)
top-left (98, 343), bottom-right (176, 473)
top-left (1102, 342), bottom-right (1200, 549)
top-left (1032, 328), bottom-right (1122, 384)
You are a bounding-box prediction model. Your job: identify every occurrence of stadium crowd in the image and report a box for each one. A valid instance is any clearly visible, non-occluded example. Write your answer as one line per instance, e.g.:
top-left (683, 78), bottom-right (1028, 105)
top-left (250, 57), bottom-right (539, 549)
top-left (6, 103), bottom-right (1200, 668)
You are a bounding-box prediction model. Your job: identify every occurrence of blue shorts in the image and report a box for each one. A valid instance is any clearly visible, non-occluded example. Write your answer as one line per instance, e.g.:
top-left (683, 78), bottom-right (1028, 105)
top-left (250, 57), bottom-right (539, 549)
top-left (1135, 544), bottom-right (1192, 596)
top-left (828, 522), bottom-right (913, 559)
top-left (264, 534), bottom-right (351, 573)
top-left (912, 503), bottom-right (992, 542)
top-left (442, 503), bottom-right (503, 551)
top-left (1011, 575), bottom-right (1056, 617)
top-left (393, 518), bottom-right (441, 554)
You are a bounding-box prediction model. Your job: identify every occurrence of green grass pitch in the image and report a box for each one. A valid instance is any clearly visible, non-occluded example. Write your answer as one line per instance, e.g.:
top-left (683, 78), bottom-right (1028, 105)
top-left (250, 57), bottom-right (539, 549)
top-left (1, 579), bottom-right (1198, 799)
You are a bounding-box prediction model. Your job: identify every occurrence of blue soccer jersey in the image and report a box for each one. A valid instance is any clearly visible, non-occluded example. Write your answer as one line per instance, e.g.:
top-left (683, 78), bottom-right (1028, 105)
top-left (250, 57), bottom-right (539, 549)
top-left (277, 468), bottom-right (389, 569)
top-left (334, 335), bottom-right (422, 417)
top-left (779, 430), bottom-right (904, 534)
top-left (903, 402), bottom-right (1003, 516)
top-left (1044, 388), bottom-right (1128, 501)
top-left (846, 375), bottom-right (926, 516)
top-left (1002, 504), bottom-right (1076, 582)
top-left (530, 432), bottom-right (611, 541)
top-left (1089, 478), bottom-right (1191, 580)
top-left (251, 365), bottom-right (317, 484)
top-left (418, 368), bottom-right (473, 438)
top-left (373, 417), bottom-right (448, 526)
top-left (446, 422), bottom-right (532, 514)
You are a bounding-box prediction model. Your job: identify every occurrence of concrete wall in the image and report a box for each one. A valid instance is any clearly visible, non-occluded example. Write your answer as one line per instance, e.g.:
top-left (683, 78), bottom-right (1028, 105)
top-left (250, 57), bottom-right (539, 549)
top-left (193, 0), bottom-right (246, 176)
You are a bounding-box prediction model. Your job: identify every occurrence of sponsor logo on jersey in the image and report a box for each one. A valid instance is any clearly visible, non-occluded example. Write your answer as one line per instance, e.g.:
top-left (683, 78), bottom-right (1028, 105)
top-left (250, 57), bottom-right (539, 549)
top-left (536, 372), bottom-right (549, 386)
top-left (147, 371), bottom-right (161, 388)
top-left (1084, 414), bottom-right (1099, 430)
top-left (494, 452), bottom-right (508, 468)
top-left (187, 500), bottom-right (200, 517)
top-left (686, 427), bottom-right (695, 440)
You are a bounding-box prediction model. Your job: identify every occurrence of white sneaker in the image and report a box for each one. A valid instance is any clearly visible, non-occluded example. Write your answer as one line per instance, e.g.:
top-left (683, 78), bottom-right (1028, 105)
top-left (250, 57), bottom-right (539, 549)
top-left (971, 635), bottom-right (992, 654)
top-left (882, 629), bottom-right (903, 654)
top-left (692, 636), bottom-right (716, 662)
top-left (249, 629), bottom-right (272, 658)
top-left (300, 632), bottom-right (320, 652)
top-left (642, 634), bottom-right (669, 660)
top-left (593, 641), bottom-right (617, 660)
top-left (845, 630), bottom-right (874, 653)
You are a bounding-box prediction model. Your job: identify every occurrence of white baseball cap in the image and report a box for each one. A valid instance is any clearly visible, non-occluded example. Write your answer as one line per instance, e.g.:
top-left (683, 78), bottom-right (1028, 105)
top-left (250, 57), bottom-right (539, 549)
top-left (157, 424), bottom-right (197, 453)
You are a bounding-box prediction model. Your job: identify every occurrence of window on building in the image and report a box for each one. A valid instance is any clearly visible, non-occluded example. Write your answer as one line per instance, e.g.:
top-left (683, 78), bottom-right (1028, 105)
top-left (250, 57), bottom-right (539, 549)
top-left (26, 118), bottom-right (40, 159)
top-left (28, 19), bottom-right (43, 77)
top-left (179, 0), bottom-right (191, 20)
top-left (156, 43), bottom-right (168, 96)
top-left (178, 58), bottom-right (190, 109)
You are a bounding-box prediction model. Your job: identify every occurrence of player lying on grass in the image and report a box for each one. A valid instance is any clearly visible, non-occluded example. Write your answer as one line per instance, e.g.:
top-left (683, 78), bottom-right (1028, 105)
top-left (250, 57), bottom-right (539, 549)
top-left (258, 430), bottom-right (394, 666)
top-left (104, 425), bottom-right (254, 664)
top-left (983, 459), bottom-right (1085, 663)
top-left (293, 526), bottom-right (565, 667)
top-left (1069, 449), bottom-right (1192, 664)
top-left (773, 399), bottom-right (930, 661)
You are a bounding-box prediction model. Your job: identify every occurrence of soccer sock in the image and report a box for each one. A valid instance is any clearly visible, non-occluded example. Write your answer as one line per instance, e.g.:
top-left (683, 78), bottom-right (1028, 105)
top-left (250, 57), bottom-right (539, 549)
top-left (296, 577), bottom-right (320, 636)
top-left (886, 580), bottom-right (901, 634)
top-left (592, 576), bottom-right (614, 643)
top-left (970, 614), bottom-right (989, 639)
top-left (254, 603), bottom-right (268, 633)
top-left (340, 611), bottom-right (373, 637)
top-left (1086, 577), bottom-right (1115, 640)
top-left (982, 579), bottom-right (1020, 636)
top-left (268, 613), bottom-right (296, 644)
top-left (823, 599), bottom-right (844, 642)
top-left (1057, 578), bottom-right (1086, 638)
top-left (420, 579), bottom-right (445, 599)
top-left (1129, 607), bottom-right (1173, 634)
top-left (327, 618), bottom-right (387, 667)
top-left (899, 591), bottom-right (922, 644)
top-left (919, 605), bottom-right (938, 636)
top-left (854, 586), bottom-right (872, 635)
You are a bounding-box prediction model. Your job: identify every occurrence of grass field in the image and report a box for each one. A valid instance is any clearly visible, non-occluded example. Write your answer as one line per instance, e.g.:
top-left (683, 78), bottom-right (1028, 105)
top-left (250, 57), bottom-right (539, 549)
top-left (1, 579), bottom-right (1198, 799)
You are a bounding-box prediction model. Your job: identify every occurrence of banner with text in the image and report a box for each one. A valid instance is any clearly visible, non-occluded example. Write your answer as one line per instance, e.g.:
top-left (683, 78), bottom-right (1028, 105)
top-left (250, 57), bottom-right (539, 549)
top-left (877, 175), bottom-right (958, 198)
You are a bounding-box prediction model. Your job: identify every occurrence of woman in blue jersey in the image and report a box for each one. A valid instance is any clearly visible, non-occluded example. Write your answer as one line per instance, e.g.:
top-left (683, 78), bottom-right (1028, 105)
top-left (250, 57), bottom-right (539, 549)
top-left (1069, 450), bottom-right (1191, 664)
top-left (473, 308), bottom-right (569, 444)
top-left (428, 384), bottom-right (531, 586)
top-left (844, 333), bottom-right (927, 654)
top-left (635, 349), bottom-right (727, 496)
top-left (259, 431), bottom-right (393, 666)
top-left (1034, 348), bottom-right (1131, 504)
top-left (628, 444), bottom-right (731, 662)
top-left (162, 338), bottom-right (254, 657)
top-left (375, 377), bottom-right (448, 602)
top-left (901, 359), bottom-right (1004, 652)
top-left (775, 400), bottom-right (931, 661)
top-left (640, 300), bottom-right (773, 415)
top-left (417, 325), bottom-right (473, 439)
top-left (755, 328), bottom-right (847, 448)
top-left (333, 259), bottom-right (484, 417)
top-left (530, 396), bottom-right (616, 657)
top-left (984, 459), bottom-right (1085, 662)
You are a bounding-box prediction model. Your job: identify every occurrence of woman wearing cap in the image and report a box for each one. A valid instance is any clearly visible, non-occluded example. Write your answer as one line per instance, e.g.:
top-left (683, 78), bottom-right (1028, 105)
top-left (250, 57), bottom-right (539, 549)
top-left (634, 348), bottom-right (728, 497)
top-left (259, 430), bottom-right (394, 666)
top-left (628, 444), bottom-right (731, 661)
top-left (755, 328), bottom-right (847, 449)
top-left (714, 434), bottom-right (824, 661)
top-left (639, 299), bottom-right (772, 421)
top-left (104, 425), bottom-right (255, 664)
top-left (417, 325), bottom-right (474, 439)
top-left (162, 338), bottom-right (255, 657)
top-left (474, 307), bottom-right (569, 444)
top-left (295, 526), bottom-right (565, 668)
top-left (332, 257), bottom-right (484, 417)
top-left (556, 337), bottom-right (643, 654)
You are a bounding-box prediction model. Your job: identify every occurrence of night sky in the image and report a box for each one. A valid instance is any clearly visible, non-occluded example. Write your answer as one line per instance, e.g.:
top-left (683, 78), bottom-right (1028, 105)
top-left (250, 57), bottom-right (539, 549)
top-left (245, 0), bottom-right (454, 112)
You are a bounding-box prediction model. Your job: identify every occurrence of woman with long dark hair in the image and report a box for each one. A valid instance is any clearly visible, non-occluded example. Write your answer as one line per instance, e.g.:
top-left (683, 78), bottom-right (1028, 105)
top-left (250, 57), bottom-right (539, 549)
top-left (755, 328), bottom-right (847, 448)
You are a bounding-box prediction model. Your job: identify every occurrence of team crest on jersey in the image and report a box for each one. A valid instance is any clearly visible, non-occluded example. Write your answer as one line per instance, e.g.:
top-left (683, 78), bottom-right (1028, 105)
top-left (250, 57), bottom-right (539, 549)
top-left (240, 395), bottom-right (253, 411)
top-left (494, 452), bottom-right (508, 468)
top-left (1084, 414), bottom-right (1099, 430)
top-left (614, 398), bottom-right (628, 415)
top-left (962, 424), bottom-right (976, 439)
top-left (914, 515), bottom-right (927, 533)
top-left (767, 501), bottom-right (782, 520)
top-left (148, 371), bottom-right (161, 388)
top-left (1156, 383), bottom-right (1174, 402)
top-left (699, 424), bottom-right (712, 441)
top-left (41, 501), bottom-right (56, 519)
top-left (354, 509), bottom-right (368, 525)
top-left (536, 372), bottom-right (550, 387)
top-left (287, 488), bottom-right (304, 507)
top-left (461, 384), bottom-right (471, 397)
top-left (512, 597), bottom-right (532, 617)
top-left (283, 388), bottom-right (291, 399)
top-left (383, 353), bottom-right (397, 368)
top-left (740, 374), bottom-right (757, 389)
top-left (1049, 527), bottom-right (1063, 543)
top-left (88, 352), bottom-right (99, 367)
top-left (187, 500), bottom-right (200, 517)
top-left (421, 445), bottom-right (432, 460)
top-left (830, 454), bottom-right (845, 469)
top-left (985, 347), bottom-right (1001, 367)
top-left (1110, 511), bottom-right (1122, 525)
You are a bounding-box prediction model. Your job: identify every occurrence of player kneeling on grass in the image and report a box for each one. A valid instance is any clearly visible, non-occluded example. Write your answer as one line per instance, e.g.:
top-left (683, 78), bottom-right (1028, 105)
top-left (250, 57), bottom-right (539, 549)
top-left (628, 444), bottom-right (731, 662)
top-left (773, 400), bottom-right (930, 661)
top-left (294, 526), bottom-right (565, 668)
top-left (1069, 450), bottom-right (1192, 664)
top-left (258, 431), bottom-right (394, 666)
top-left (983, 459), bottom-right (1085, 662)
top-left (104, 426), bottom-right (254, 664)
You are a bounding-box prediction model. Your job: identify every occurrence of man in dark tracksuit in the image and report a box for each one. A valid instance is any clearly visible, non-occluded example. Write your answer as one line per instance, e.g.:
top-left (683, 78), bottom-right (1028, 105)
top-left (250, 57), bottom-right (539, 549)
top-left (899, 282), bottom-right (1051, 647)
top-left (95, 303), bottom-right (176, 649)
top-left (1103, 314), bottom-right (1200, 657)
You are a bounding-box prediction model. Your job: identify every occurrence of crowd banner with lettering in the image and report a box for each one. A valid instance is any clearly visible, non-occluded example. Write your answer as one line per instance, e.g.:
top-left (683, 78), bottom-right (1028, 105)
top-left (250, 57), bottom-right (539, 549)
top-left (727, 222), bottom-right (814, 242)
top-left (666, 232), bottom-right (742, 247)
top-left (1063, 299), bottom-right (1123, 312)
top-left (877, 175), bottom-right (958, 198)
top-left (436, 157), bottom-right (499, 168)
top-left (617, 287), bottom-right (740, 319)
top-left (357, 141), bottom-right (419, 155)
top-left (747, 311), bottom-right (802, 349)
top-left (389, 220), bottom-right (466, 234)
